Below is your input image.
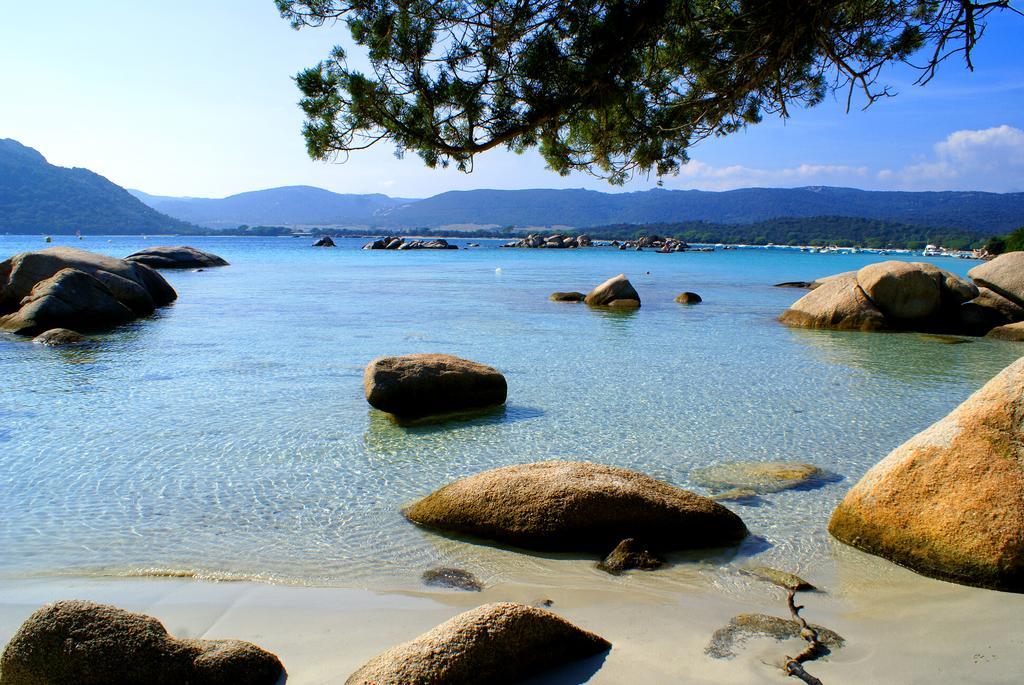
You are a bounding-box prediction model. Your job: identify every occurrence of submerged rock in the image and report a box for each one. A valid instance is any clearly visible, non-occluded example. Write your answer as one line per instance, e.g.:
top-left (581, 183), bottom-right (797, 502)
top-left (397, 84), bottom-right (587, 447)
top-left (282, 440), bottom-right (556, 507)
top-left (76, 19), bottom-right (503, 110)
top-left (706, 613), bottom-right (844, 659)
top-left (125, 246), bottom-right (228, 269)
top-left (312, 235), bottom-right (336, 247)
top-left (710, 488), bottom-right (762, 504)
top-left (969, 251), bottom-right (1024, 308)
top-left (345, 603), bottom-right (610, 685)
top-left (0, 247), bottom-right (175, 335)
top-left (691, 462), bottom-right (828, 495)
top-left (675, 291), bottom-right (702, 304)
top-left (421, 567), bottom-right (484, 592)
top-left (773, 281), bottom-right (813, 289)
top-left (364, 353), bottom-right (507, 421)
top-left (584, 274), bottom-right (641, 308)
top-left (404, 461), bottom-right (748, 554)
top-left (32, 328), bottom-right (87, 345)
top-left (829, 357), bottom-right (1024, 591)
top-left (597, 538), bottom-right (664, 574)
top-left (549, 291), bottom-right (585, 302)
top-left (0, 600), bottom-right (284, 685)
top-left (747, 566), bottom-right (816, 592)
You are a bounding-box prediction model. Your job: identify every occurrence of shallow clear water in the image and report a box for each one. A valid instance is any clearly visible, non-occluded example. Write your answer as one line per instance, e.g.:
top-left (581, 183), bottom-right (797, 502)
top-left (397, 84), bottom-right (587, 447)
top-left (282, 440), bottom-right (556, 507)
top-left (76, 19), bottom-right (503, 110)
top-left (0, 235), bottom-right (1019, 590)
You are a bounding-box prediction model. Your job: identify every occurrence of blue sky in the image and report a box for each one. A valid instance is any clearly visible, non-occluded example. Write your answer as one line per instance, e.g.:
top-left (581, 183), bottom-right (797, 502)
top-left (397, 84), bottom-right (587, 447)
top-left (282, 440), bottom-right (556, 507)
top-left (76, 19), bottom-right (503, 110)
top-left (1, 1), bottom-right (1021, 197)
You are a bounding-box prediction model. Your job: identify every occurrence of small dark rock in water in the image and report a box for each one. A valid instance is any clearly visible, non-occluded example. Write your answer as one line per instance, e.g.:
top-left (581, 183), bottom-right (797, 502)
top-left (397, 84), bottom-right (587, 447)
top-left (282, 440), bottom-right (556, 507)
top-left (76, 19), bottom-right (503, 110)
top-left (774, 281), bottom-right (813, 288)
top-left (533, 598), bottom-right (554, 607)
top-left (675, 292), bottom-right (702, 304)
top-left (193, 268), bottom-right (205, 273)
top-left (919, 333), bottom-right (971, 345)
top-left (710, 488), bottom-right (761, 504)
top-left (706, 613), bottom-right (844, 659)
top-left (691, 462), bottom-right (833, 495)
top-left (32, 328), bottom-right (87, 346)
top-left (421, 566), bottom-right (484, 591)
top-left (125, 246), bottom-right (228, 269)
top-left (312, 235), bottom-right (336, 247)
top-left (747, 566), bottom-right (816, 592)
top-left (549, 291), bottom-right (585, 302)
top-left (598, 538), bottom-right (664, 574)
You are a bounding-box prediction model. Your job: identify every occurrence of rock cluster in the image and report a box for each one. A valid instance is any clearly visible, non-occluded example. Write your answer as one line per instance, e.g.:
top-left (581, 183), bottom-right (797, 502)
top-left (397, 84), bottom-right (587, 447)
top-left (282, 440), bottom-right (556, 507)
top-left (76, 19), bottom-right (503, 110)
top-left (778, 259), bottom-right (995, 334)
top-left (362, 236), bottom-right (458, 250)
top-left (404, 460), bottom-right (747, 554)
top-left (829, 356), bottom-right (1024, 591)
top-left (502, 233), bottom-right (592, 248)
top-left (0, 247), bottom-right (176, 336)
top-left (364, 353), bottom-right (507, 421)
top-left (614, 235), bottom-right (689, 252)
top-left (125, 246), bottom-right (228, 269)
top-left (346, 603), bottom-right (609, 685)
top-left (0, 600), bottom-right (284, 685)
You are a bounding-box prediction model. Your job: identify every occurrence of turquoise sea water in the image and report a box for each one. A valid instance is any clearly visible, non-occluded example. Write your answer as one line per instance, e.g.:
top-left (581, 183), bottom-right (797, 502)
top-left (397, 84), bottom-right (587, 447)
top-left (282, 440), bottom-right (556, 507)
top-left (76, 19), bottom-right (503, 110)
top-left (0, 235), bottom-right (1020, 590)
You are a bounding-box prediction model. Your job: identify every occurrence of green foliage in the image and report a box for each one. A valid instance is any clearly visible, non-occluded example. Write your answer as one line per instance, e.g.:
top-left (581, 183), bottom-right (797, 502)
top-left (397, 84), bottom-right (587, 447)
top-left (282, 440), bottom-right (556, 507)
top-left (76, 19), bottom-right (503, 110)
top-left (579, 216), bottom-right (985, 249)
top-left (278, 0), bottom-right (1014, 182)
top-left (985, 225), bottom-right (1024, 254)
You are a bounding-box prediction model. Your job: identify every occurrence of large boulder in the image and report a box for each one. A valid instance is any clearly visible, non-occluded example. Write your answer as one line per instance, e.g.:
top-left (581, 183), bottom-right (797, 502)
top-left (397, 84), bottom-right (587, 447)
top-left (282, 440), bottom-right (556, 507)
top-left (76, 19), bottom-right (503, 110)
top-left (968, 252), bottom-right (1024, 308)
top-left (364, 354), bottom-right (507, 421)
top-left (125, 246), bottom-right (228, 269)
top-left (778, 276), bottom-right (887, 331)
top-left (829, 357), bottom-right (1024, 591)
top-left (32, 328), bottom-right (87, 346)
top-left (958, 287), bottom-right (1024, 336)
top-left (0, 600), bottom-right (284, 685)
top-left (856, 261), bottom-right (941, 320)
top-left (404, 461), bottom-right (748, 553)
top-left (0, 248), bottom-right (176, 335)
top-left (345, 603), bottom-right (609, 685)
top-left (987, 322), bottom-right (1024, 341)
top-left (0, 269), bottom-right (137, 335)
top-left (584, 274), bottom-right (641, 307)
top-left (912, 262), bottom-right (978, 308)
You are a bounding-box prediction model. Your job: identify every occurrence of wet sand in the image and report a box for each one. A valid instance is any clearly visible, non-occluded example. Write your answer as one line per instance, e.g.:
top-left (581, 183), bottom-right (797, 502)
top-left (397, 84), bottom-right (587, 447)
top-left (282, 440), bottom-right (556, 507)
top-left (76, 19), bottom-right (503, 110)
top-left (2, 548), bottom-right (1022, 684)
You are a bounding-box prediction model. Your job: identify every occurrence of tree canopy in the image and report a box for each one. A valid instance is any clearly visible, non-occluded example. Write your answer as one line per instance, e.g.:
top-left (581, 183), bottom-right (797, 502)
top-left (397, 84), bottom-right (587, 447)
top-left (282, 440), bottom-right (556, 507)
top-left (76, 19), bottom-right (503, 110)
top-left (277, 0), bottom-right (1019, 183)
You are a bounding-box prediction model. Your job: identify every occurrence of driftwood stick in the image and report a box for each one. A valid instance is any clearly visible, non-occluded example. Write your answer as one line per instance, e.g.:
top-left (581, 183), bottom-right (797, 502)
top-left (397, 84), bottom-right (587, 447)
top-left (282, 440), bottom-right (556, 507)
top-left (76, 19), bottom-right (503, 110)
top-left (783, 588), bottom-right (826, 685)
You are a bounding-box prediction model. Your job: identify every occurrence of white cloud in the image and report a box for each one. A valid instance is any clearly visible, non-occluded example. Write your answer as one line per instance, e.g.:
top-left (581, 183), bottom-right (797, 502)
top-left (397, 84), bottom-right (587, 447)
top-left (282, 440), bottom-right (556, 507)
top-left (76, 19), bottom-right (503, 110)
top-left (667, 125), bottom-right (1024, 193)
top-left (877, 125), bottom-right (1024, 191)
top-left (667, 160), bottom-right (869, 190)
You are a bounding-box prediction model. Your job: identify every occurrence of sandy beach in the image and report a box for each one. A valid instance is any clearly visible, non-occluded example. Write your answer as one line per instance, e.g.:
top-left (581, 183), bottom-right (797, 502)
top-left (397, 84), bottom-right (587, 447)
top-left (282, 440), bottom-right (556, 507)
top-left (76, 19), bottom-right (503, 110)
top-left (2, 543), bottom-right (1022, 684)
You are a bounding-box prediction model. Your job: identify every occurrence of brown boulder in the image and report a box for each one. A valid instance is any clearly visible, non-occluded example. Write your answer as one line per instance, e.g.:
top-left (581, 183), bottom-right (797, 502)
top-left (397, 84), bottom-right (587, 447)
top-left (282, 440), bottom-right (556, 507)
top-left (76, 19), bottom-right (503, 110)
top-left (584, 274), bottom-right (640, 307)
top-left (364, 354), bottom-right (507, 420)
top-left (968, 251), bottom-right (1024, 308)
top-left (986, 321), bottom-right (1024, 341)
top-left (958, 287), bottom-right (1024, 336)
top-left (856, 261), bottom-right (941, 320)
top-left (778, 276), bottom-right (887, 331)
top-left (125, 246), bottom-right (228, 269)
top-left (32, 328), bottom-right (87, 345)
top-left (0, 600), bottom-right (284, 685)
top-left (808, 270), bottom-right (857, 290)
top-left (404, 461), bottom-right (748, 553)
top-left (549, 291), bottom-right (585, 302)
top-left (912, 262), bottom-right (979, 307)
top-left (0, 269), bottom-right (136, 335)
top-left (345, 603), bottom-right (609, 685)
top-left (0, 248), bottom-right (176, 335)
top-left (675, 292), bottom-right (702, 304)
top-left (691, 462), bottom-right (827, 495)
top-left (829, 357), bottom-right (1024, 591)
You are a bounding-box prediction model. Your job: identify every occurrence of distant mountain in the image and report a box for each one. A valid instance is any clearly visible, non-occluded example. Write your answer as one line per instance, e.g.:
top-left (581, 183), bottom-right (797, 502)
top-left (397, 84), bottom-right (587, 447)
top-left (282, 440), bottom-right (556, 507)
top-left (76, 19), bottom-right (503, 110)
top-left (376, 187), bottom-right (1024, 234)
top-left (134, 184), bottom-right (1024, 235)
top-left (128, 185), bottom-right (411, 228)
top-left (0, 139), bottom-right (192, 234)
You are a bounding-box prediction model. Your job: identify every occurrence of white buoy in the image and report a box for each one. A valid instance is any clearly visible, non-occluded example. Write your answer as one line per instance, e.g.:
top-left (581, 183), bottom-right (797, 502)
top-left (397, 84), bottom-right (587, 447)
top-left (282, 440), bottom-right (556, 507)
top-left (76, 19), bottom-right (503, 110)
top-left (495, 267), bottom-right (502, 274)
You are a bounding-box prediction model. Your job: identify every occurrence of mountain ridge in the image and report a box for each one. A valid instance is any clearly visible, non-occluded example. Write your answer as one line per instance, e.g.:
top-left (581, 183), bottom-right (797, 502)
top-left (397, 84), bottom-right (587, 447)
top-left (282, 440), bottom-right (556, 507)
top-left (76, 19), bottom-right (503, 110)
top-left (0, 139), bottom-right (193, 234)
